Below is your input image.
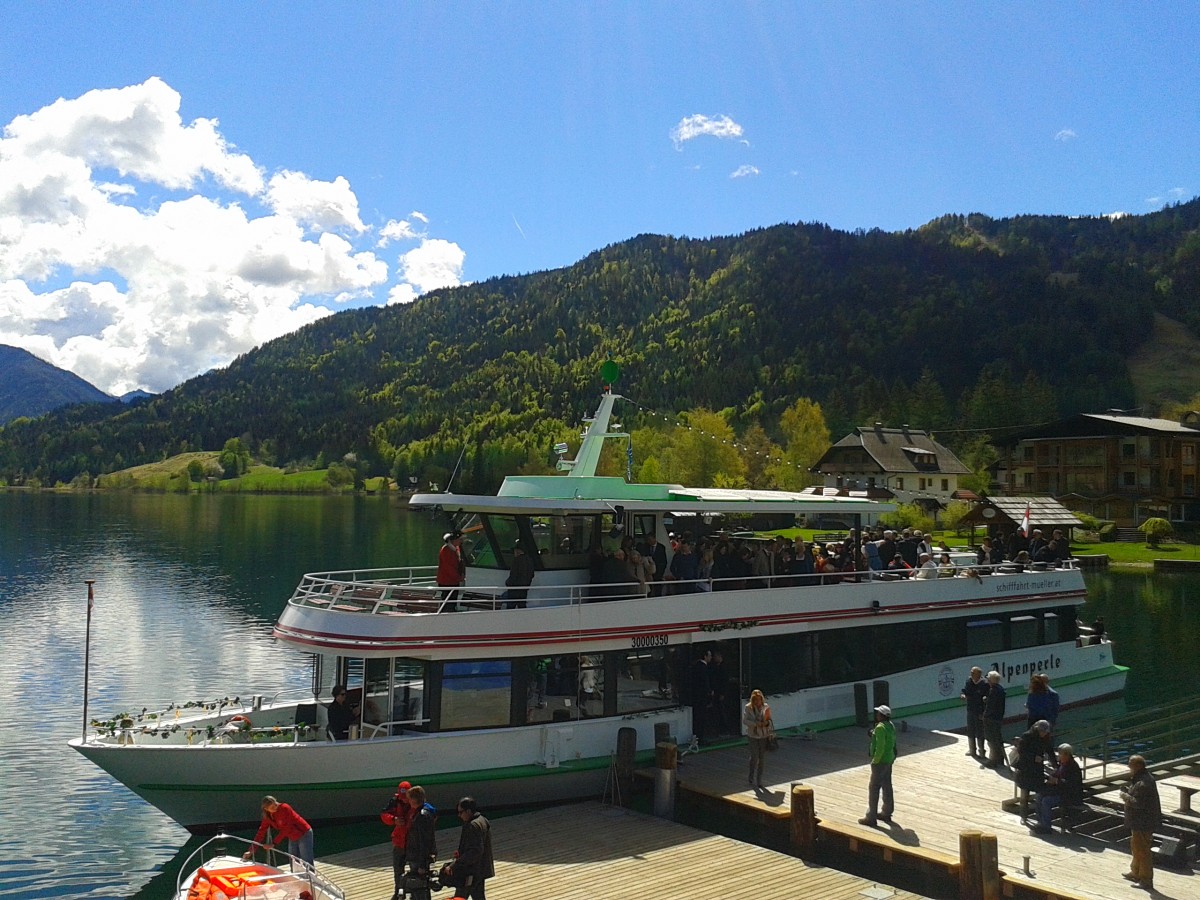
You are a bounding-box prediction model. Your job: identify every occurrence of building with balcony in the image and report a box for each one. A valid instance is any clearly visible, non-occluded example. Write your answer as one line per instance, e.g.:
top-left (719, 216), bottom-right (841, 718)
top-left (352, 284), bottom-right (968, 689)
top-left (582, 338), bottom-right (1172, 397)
top-left (810, 424), bottom-right (971, 513)
top-left (996, 412), bottom-right (1200, 525)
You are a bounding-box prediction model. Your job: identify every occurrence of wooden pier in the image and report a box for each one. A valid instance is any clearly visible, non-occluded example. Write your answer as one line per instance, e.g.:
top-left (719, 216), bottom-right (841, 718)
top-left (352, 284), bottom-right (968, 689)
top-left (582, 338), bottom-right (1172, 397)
top-left (663, 724), bottom-right (1197, 899)
top-left (315, 800), bottom-right (931, 899)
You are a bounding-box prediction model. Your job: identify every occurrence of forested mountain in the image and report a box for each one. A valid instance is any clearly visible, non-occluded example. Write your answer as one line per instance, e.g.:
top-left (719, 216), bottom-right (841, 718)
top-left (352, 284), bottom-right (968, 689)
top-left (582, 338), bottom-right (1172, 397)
top-left (0, 345), bottom-right (113, 425)
top-left (2, 199), bottom-right (1199, 490)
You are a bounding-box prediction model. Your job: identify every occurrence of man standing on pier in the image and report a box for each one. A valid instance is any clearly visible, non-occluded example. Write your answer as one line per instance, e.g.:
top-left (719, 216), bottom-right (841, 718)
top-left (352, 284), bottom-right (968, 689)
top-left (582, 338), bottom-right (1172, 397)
top-left (859, 704), bottom-right (897, 827)
top-left (1121, 755), bottom-right (1162, 890)
top-left (982, 671), bottom-right (1006, 768)
top-left (960, 666), bottom-right (988, 758)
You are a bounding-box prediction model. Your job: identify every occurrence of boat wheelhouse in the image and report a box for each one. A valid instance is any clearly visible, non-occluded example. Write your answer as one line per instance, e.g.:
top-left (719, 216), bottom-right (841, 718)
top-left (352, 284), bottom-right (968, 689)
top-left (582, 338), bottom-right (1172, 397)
top-left (70, 385), bottom-right (1124, 833)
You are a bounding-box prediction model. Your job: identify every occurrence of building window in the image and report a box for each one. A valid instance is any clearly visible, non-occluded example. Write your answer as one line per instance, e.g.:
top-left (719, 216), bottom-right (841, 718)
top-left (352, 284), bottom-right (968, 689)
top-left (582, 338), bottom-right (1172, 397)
top-left (1122, 442), bottom-right (1135, 460)
top-left (1023, 473), bottom-right (1033, 488)
top-left (919, 478), bottom-right (927, 490)
top-left (1185, 445), bottom-right (1196, 464)
top-left (1185, 474), bottom-right (1195, 496)
top-left (941, 479), bottom-right (949, 492)
top-left (895, 477), bottom-right (904, 490)
top-left (1123, 471), bottom-right (1136, 487)
top-left (1022, 445), bottom-right (1034, 461)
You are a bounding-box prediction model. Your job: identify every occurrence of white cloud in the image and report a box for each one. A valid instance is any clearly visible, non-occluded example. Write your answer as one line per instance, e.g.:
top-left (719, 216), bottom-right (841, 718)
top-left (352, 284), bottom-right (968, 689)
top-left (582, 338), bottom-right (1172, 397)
top-left (670, 114), bottom-right (744, 150)
top-left (377, 218), bottom-right (421, 247)
top-left (0, 79), bottom-right (457, 395)
top-left (388, 239), bottom-right (466, 305)
top-left (730, 165), bottom-right (760, 179)
top-left (266, 170), bottom-right (366, 232)
top-left (1054, 129), bottom-right (1077, 142)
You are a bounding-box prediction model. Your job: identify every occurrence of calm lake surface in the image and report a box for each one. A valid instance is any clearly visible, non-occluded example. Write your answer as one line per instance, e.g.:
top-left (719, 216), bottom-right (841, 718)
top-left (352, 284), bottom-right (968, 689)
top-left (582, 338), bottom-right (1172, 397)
top-left (1, 492), bottom-right (1198, 898)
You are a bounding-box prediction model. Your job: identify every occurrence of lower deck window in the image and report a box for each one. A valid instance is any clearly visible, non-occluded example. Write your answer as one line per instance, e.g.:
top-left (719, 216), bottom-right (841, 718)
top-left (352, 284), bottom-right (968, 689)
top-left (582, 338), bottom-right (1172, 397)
top-left (442, 660), bottom-right (512, 729)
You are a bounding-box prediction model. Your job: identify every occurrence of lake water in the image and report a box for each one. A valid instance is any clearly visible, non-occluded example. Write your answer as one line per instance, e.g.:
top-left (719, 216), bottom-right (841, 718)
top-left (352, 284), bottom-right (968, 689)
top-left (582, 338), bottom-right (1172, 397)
top-left (1, 492), bottom-right (1197, 898)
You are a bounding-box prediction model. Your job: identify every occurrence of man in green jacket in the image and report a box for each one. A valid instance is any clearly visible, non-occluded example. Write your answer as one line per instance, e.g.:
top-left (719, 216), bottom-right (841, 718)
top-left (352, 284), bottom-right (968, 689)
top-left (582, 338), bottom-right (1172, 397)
top-left (859, 704), bottom-right (897, 826)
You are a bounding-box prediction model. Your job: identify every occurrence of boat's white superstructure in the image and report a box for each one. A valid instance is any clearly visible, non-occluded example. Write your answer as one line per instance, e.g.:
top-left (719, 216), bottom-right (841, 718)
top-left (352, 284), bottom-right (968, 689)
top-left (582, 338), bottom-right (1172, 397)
top-left (70, 382), bottom-right (1124, 833)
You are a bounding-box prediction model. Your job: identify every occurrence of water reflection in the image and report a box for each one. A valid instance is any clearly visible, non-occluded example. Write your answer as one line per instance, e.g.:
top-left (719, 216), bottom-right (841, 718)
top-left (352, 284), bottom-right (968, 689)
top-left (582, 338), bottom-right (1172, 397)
top-left (0, 493), bottom-right (441, 899)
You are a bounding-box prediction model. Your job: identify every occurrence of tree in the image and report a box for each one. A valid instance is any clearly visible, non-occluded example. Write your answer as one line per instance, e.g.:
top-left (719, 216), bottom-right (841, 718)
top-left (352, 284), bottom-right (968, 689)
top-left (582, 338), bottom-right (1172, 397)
top-left (1139, 517), bottom-right (1173, 548)
top-left (217, 438), bottom-right (251, 479)
top-left (769, 397), bottom-right (830, 490)
top-left (739, 423), bottom-right (782, 489)
top-left (186, 459), bottom-right (205, 483)
top-left (671, 409), bottom-right (747, 488)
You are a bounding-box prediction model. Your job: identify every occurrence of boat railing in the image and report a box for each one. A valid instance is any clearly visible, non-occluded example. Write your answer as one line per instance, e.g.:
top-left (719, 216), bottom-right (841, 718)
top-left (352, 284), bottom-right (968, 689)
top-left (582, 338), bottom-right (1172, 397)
top-left (1058, 694), bottom-right (1200, 782)
top-left (288, 558), bottom-right (1082, 617)
top-left (175, 832), bottom-right (345, 900)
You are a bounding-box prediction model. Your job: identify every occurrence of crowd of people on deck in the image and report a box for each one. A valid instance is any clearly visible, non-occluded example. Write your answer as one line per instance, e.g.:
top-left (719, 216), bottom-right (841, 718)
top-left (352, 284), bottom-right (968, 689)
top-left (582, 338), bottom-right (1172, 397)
top-left (576, 522), bottom-right (1074, 597)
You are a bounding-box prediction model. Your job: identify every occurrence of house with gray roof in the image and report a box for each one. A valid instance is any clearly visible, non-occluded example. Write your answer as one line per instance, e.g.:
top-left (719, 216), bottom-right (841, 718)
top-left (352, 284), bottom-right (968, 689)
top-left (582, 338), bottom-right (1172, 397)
top-left (809, 424), bottom-right (971, 511)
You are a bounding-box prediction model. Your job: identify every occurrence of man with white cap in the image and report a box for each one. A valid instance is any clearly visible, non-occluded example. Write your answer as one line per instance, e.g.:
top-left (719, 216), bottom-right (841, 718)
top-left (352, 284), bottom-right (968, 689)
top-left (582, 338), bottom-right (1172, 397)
top-left (859, 704), bottom-right (897, 826)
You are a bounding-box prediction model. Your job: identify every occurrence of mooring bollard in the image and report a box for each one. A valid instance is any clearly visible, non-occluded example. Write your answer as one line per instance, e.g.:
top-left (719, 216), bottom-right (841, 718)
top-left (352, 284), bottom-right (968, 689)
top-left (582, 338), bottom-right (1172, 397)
top-left (653, 740), bottom-right (677, 819)
top-left (789, 783), bottom-right (816, 859)
top-left (615, 726), bottom-right (636, 807)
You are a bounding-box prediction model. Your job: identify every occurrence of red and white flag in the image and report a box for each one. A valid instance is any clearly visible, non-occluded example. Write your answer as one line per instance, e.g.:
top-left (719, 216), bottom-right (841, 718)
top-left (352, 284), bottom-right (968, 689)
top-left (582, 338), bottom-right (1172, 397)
top-left (1020, 504), bottom-right (1031, 538)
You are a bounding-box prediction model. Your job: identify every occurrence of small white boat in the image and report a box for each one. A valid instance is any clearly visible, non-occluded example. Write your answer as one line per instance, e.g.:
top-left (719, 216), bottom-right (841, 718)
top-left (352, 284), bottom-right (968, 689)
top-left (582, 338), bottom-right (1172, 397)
top-left (175, 833), bottom-right (343, 900)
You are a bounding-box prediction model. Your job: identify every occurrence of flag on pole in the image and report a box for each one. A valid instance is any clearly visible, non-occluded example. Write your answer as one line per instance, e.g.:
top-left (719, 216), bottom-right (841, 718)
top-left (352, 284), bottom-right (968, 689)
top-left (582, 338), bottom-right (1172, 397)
top-left (1020, 503), bottom-right (1031, 538)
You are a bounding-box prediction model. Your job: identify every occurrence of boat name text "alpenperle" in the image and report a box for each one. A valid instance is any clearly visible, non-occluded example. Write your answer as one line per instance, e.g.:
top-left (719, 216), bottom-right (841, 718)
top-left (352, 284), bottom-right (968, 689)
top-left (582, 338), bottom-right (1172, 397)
top-left (992, 577), bottom-right (1063, 594)
top-left (988, 654), bottom-right (1063, 683)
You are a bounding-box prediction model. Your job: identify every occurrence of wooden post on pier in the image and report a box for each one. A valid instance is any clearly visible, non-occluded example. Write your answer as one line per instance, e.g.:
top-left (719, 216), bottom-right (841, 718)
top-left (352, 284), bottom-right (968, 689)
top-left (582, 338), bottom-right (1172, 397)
top-left (615, 726), bottom-right (637, 807)
top-left (789, 784), bottom-right (816, 859)
top-left (653, 741), bottom-right (678, 819)
top-left (959, 830), bottom-right (1000, 900)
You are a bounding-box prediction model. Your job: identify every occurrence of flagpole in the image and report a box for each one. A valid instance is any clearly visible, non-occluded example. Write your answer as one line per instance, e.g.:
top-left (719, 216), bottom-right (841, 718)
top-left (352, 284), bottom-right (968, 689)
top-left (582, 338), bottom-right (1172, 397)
top-left (82, 579), bottom-right (95, 741)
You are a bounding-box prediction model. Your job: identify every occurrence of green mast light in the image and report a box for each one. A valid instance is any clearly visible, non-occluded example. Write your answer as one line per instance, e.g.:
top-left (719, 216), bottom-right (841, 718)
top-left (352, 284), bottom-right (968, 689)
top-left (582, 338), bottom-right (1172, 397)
top-left (600, 360), bottom-right (621, 385)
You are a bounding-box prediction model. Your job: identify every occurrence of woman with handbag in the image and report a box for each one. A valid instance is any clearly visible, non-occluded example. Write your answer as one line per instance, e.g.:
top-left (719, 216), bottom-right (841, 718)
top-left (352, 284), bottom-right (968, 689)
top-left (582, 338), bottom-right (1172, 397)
top-left (743, 689), bottom-right (774, 788)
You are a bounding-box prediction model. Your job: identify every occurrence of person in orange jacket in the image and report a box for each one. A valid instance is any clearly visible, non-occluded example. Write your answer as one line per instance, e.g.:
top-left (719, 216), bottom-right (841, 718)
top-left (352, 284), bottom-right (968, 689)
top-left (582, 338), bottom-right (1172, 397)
top-left (381, 780), bottom-right (415, 900)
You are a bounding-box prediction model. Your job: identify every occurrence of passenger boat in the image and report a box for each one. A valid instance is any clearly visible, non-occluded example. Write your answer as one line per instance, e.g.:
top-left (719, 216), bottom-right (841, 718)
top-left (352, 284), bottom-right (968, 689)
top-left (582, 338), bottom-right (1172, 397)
top-left (70, 377), bottom-right (1125, 833)
top-left (174, 833), bottom-right (343, 900)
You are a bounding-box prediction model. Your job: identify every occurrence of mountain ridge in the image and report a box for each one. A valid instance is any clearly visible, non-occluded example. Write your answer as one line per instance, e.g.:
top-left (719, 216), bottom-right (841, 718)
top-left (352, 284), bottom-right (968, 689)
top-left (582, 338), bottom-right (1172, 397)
top-left (1, 200), bottom-right (1199, 488)
top-left (0, 345), bottom-right (113, 425)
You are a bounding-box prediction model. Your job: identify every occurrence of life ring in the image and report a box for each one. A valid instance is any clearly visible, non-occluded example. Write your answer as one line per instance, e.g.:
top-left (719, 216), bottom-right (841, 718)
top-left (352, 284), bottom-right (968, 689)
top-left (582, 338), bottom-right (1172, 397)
top-left (227, 715), bottom-right (252, 730)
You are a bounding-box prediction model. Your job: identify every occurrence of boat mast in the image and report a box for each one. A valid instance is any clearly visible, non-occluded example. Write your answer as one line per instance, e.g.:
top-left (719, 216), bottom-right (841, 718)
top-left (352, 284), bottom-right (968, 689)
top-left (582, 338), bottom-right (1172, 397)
top-left (560, 388), bottom-right (628, 478)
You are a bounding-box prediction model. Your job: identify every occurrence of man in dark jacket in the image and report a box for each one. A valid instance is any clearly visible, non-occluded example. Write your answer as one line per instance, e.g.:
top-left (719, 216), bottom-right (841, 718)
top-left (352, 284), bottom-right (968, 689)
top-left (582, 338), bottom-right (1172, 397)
top-left (982, 671), bottom-right (1006, 768)
top-left (503, 543), bottom-right (535, 608)
top-left (1034, 744), bottom-right (1082, 833)
top-left (403, 785), bottom-right (438, 887)
top-left (447, 796), bottom-right (494, 899)
top-left (639, 533), bottom-right (669, 596)
top-left (1121, 754), bottom-right (1162, 889)
top-left (960, 666), bottom-right (989, 758)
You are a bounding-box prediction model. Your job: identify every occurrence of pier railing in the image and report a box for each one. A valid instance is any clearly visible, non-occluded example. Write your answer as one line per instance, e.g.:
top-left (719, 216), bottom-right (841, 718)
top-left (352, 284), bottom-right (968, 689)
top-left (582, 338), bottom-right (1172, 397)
top-left (1060, 694), bottom-right (1200, 781)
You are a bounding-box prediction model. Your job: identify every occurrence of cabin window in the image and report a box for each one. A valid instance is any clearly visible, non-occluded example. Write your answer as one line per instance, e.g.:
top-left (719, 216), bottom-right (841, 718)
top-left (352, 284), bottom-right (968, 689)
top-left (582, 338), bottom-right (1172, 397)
top-left (1042, 613), bottom-right (1059, 644)
top-left (616, 647), bottom-right (684, 714)
top-left (391, 658), bottom-right (427, 730)
top-left (1010, 615), bottom-right (1038, 649)
top-left (475, 514), bottom-right (522, 568)
top-left (967, 619), bottom-right (1004, 656)
top-left (632, 514), bottom-right (657, 541)
top-left (441, 660), bottom-right (512, 729)
top-left (530, 515), bottom-right (598, 569)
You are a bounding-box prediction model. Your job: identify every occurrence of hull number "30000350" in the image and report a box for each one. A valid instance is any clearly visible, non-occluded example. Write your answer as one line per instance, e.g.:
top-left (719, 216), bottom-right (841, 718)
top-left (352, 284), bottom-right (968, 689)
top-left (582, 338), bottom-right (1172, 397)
top-left (631, 633), bottom-right (668, 649)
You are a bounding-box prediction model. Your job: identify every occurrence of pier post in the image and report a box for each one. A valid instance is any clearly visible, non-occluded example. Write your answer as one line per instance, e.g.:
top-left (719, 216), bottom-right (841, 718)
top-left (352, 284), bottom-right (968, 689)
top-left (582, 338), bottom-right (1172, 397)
top-left (615, 726), bottom-right (637, 808)
top-left (854, 683), bottom-right (869, 727)
top-left (654, 721), bottom-right (672, 746)
top-left (653, 741), bottom-right (678, 819)
top-left (872, 679), bottom-right (890, 711)
top-left (980, 832), bottom-right (999, 900)
top-left (789, 784), bottom-right (816, 859)
top-left (959, 831), bottom-right (983, 900)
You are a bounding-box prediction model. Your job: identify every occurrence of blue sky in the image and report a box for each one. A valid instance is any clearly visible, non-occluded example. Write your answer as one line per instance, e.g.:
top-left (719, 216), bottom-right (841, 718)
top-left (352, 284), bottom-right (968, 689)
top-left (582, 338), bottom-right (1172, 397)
top-left (1, 3), bottom-right (1196, 394)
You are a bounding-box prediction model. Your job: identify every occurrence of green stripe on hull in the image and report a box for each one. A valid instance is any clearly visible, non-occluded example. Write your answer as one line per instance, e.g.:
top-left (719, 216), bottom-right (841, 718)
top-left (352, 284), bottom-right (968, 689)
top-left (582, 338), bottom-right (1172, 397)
top-left (138, 748), bottom-right (660, 794)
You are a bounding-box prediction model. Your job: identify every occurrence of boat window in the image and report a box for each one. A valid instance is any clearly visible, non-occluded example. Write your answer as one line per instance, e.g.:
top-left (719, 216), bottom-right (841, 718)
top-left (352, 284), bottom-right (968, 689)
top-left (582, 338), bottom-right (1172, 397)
top-left (364, 658), bottom-right (390, 728)
top-left (441, 660), bottom-right (512, 729)
top-left (1010, 615), bottom-right (1038, 649)
top-left (1043, 613), bottom-right (1059, 644)
top-left (616, 647), bottom-right (685, 713)
top-left (967, 619), bottom-right (1004, 656)
top-left (578, 653), bottom-right (605, 717)
top-left (391, 658), bottom-right (427, 730)
top-left (475, 514), bottom-right (521, 569)
top-left (530, 515), bottom-right (599, 570)
top-left (632, 514), bottom-right (657, 541)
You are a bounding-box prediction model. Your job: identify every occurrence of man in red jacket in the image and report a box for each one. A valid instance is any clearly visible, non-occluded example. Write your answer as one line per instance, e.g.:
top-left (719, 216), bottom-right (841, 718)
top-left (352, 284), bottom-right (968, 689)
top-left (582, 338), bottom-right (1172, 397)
top-left (381, 781), bottom-right (414, 900)
top-left (437, 532), bottom-right (466, 603)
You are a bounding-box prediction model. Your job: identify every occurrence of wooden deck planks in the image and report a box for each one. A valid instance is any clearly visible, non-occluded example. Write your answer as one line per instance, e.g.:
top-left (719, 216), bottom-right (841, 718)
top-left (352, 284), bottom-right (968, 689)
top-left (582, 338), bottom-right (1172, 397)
top-left (316, 801), bottom-right (928, 899)
top-left (671, 725), bottom-right (1195, 900)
